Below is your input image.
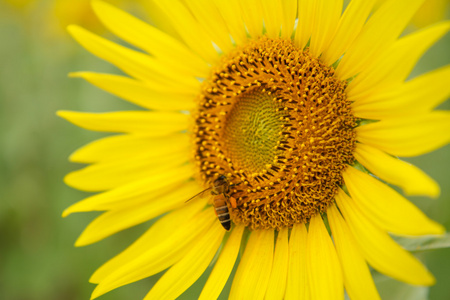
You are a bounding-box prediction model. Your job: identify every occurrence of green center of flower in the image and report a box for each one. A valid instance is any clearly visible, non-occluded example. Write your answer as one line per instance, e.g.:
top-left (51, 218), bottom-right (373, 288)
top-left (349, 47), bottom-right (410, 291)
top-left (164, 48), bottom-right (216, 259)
top-left (193, 37), bottom-right (356, 230)
top-left (223, 89), bottom-right (286, 174)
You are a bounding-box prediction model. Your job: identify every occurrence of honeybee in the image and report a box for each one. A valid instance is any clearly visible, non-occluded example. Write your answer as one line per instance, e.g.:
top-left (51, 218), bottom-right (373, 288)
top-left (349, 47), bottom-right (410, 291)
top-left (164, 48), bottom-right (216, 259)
top-left (186, 175), bottom-right (237, 231)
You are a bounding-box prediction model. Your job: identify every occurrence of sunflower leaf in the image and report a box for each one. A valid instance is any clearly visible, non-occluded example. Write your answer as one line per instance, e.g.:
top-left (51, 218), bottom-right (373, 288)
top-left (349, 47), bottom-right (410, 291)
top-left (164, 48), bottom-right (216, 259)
top-left (393, 233), bottom-right (450, 252)
top-left (373, 272), bottom-right (429, 300)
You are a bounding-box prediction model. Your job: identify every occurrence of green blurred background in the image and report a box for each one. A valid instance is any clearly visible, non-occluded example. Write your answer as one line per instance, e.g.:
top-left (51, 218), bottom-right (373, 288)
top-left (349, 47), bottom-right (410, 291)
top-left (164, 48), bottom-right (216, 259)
top-left (0, 0), bottom-right (449, 299)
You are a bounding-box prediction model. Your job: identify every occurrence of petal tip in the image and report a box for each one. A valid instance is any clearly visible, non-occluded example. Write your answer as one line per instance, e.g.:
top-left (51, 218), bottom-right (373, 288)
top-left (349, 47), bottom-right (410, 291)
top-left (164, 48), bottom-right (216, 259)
top-left (422, 272), bottom-right (436, 286)
top-left (56, 110), bottom-right (72, 120)
top-left (68, 72), bottom-right (83, 78)
top-left (75, 234), bottom-right (91, 247)
top-left (432, 223), bottom-right (446, 236)
top-left (62, 208), bottom-right (72, 218)
top-left (63, 172), bottom-right (79, 189)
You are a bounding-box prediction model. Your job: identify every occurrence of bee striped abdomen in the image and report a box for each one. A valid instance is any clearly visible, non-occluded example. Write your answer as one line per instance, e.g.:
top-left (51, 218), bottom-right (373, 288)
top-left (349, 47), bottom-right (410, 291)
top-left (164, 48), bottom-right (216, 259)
top-left (214, 196), bottom-right (231, 231)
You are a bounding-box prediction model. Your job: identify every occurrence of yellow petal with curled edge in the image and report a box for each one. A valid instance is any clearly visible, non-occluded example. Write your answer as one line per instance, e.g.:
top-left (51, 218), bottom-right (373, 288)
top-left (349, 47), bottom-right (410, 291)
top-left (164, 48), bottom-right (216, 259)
top-left (144, 221), bottom-right (225, 300)
top-left (265, 227), bottom-right (289, 300)
top-left (356, 111), bottom-right (450, 157)
top-left (352, 66), bottom-right (450, 119)
top-left (307, 214), bottom-right (343, 300)
top-left (354, 143), bottom-right (439, 197)
top-left (91, 0), bottom-right (209, 78)
top-left (57, 110), bottom-right (189, 134)
top-left (348, 21), bottom-right (450, 102)
top-left (91, 208), bottom-right (216, 299)
top-left (89, 199), bottom-right (205, 283)
top-left (336, 189), bottom-right (436, 286)
top-left (284, 223), bottom-right (308, 300)
top-left (229, 229), bottom-right (274, 300)
top-left (336, 0), bottom-right (425, 80)
top-left (199, 225), bottom-right (245, 300)
top-left (328, 205), bottom-right (381, 300)
top-left (343, 166), bottom-right (444, 236)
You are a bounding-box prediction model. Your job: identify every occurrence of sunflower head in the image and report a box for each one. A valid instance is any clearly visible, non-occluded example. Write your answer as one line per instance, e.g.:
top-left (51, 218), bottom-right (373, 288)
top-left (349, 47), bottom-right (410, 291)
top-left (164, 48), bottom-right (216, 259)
top-left (194, 37), bottom-right (357, 230)
top-left (60, 0), bottom-right (449, 299)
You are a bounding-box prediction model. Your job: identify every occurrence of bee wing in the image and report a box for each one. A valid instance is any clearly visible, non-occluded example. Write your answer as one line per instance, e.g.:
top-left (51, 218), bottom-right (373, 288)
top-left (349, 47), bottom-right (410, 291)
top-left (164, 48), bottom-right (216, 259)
top-left (185, 187), bottom-right (212, 203)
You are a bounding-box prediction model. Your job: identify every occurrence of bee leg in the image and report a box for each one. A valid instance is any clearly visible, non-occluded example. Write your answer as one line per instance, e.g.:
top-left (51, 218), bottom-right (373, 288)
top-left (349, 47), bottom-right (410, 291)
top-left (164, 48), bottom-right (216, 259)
top-left (229, 196), bottom-right (237, 208)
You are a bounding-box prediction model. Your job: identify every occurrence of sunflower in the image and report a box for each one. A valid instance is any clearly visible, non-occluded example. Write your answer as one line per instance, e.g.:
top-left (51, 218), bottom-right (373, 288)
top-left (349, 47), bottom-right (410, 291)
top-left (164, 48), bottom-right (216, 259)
top-left (59, 0), bottom-right (450, 299)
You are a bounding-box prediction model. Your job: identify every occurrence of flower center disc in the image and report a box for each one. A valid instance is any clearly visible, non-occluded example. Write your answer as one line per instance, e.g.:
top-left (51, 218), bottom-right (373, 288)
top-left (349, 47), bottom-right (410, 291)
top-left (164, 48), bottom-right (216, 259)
top-left (193, 37), bottom-right (356, 230)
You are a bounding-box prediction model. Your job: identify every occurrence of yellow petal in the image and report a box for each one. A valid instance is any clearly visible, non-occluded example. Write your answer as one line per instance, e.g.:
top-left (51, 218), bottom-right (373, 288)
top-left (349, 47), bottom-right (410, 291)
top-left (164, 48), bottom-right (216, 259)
top-left (261, 0), bottom-right (283, 38)
top-left (410, 0), bottom-right (449, 28)
top-left (343, 166), bottom-right (444, 236)
top-left (152, 0), bottom-right (219, 63)
top-left (144, 222), bottom-right (225, 300)
top-left (139, 0), bottom-right (181, 39)
top-left (212, 0), bottom-right (248, 45)
top-left (69, 133), bottom-right (190, 164)
top-left (328, 205), bottom-right (381, 300)
top-left (238, 0), bottom-right (264, 38)
top-left (336, 0), bottom-right (425, 80)
top-left (309, 0), bottom-right (343, 58)
top-left (67, 25), bottom-right (199, 91)
top-left (183, 0), bottom-right (234, 53)
top-left (63, 164), bottom-right (194, 216)
top-left (354, 143), bottom-right (440, 197)
top-left (90, 201), bottom-right (205, 283)
top-left (295, 0), bottom-right (316, 49)
top-left (229, 229), bottom-right (274, 300)
top-left (65, 150), bottom-right (190, 192)
top-left (91, 0), bottom-right (209, 78)
top-left (75, 182), bottom-right (204, 246)
top-left (265, 227), bottom-right (289, 300)
top-left (348, 21), bottom-right (450, 102)
top-left (284, 223), bottom-right (308, 300)
top-left (321, 0), bottom-right (376, 66)
top-left (335, 189), bottom-right (436, 286)
top-left (307, 214), bottom-right (343, 300)
top-left (280, 0), bottom-right (297, 39)
top-left (352, 66), bottom-right (450, 119)
top-left (199, 225), bottom-right (245, 300)
top-left (57, 110), bottom-right (189, 134)
top-left (356, 111), bottom-right (450, 157)
top-left (91, 208), bottom-right (216, 299)
top-left (70, 72), bottom-right (197, 111)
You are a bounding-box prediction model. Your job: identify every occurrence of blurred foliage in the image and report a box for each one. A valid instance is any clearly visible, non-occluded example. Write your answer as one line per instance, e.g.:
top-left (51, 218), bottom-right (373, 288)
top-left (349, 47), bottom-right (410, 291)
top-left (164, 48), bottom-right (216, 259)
top-left (0, 0), bottom-right (449, 299)
top-left (373, 272), bottom-right (429, 300)
top-left (394, 234), bottom-right (450, 252)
